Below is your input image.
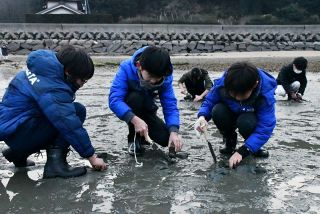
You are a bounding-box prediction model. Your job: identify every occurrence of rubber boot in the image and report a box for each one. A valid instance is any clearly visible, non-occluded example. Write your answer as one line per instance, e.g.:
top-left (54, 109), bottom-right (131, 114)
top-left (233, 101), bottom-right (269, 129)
top-left (2, 148), bottom-right (35, 167)
top-left (43, 147), bottom-right (87, 179)
top-left (219, 132), bottom-right (237, 155)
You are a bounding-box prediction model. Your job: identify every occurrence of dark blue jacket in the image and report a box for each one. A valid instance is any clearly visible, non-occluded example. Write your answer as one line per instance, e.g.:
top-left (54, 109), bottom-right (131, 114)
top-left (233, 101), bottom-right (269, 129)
top-left (198, 69), bottom-right (277, 153)
top-left (0, 50), bottom-right (94, 158)
top-left (109, 47), bottom-right (179, 132)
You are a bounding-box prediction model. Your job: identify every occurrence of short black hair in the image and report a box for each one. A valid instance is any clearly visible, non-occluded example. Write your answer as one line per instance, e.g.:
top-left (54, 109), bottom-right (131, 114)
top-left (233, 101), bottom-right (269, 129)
top-left (139, 46), bottom-right (173, 77)
top-left (224, 62), bottom-right (259, 95)
top-left (293, 57), bottom-right (308, 71)
top-left (56, 45), bottom-right (94, 80)
top-left (191, 67), bottom-right (201, 79)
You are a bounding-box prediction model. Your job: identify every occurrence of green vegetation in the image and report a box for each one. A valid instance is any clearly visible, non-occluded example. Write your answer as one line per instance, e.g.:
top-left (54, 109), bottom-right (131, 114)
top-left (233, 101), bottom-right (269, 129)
top-left (90, 0), bottom-right (320, 24)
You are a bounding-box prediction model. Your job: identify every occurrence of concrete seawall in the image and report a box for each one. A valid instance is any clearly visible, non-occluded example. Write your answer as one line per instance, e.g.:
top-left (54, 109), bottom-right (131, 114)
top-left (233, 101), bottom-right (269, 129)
top-left (1, 24), bottom-right (320, 55)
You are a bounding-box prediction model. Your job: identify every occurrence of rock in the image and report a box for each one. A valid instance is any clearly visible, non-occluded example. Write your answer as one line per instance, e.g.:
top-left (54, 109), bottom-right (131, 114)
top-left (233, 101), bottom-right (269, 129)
top-left (187, 41), bottom-right (197, 51)
top-left (7, 42), bottom-right (20, 51)
top-left (223, 43), bottom-right (237, 52)
top-left (162, 42), bottom-right (172, 51)
top-left (293, 42), bottom-right (305, 49)
top-left (212, 44), bottom-right (224, 51)
top-left (314, 42), bottom-right (320, 50)
top-left (15, 49), bottom-right (31, 55)
top-left (247, 45), bottom-right (261, 51)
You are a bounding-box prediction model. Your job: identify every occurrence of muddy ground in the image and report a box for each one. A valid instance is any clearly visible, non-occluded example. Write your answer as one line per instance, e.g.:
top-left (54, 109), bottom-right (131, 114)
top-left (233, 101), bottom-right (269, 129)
top-left (0, 54), bottom-right (320, 213)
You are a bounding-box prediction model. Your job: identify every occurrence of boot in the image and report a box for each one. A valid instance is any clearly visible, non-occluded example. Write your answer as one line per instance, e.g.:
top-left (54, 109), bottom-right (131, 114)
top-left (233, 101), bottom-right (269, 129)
top-left (2, 148), bottom-right (35, 167)
top-left (43, 146), bottom-right (87, 179)
top-left (219, 132), bottom-right (237, 155)
top-left (253, 148), bottom-right (269, 158)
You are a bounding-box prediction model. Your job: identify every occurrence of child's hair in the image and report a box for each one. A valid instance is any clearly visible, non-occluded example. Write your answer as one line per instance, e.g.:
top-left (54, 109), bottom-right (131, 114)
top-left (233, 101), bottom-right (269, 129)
top-left (56, 45), bottom-right (94, 80)
top-left (139, 46), bottom-right (173, 77)
top-left (191, 67), bottom-right (201, 79)
top-left (224, 62), bottom-right (259, 95)
top-left (293, 57), bottom-right (308, 71)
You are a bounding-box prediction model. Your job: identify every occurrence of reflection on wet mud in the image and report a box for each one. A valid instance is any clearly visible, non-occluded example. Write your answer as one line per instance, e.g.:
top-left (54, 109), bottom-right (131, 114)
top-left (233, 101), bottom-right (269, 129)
top-left (0, 65), bottom-right (319, 213)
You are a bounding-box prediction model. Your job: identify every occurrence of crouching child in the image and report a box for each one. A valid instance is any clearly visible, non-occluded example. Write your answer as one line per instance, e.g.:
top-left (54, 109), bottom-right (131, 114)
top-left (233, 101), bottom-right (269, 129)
top-left (195, 62), bottom-right (277, 168)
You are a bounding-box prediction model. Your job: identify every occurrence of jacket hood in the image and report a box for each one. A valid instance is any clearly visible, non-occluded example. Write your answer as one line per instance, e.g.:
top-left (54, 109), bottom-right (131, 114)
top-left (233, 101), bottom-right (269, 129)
top-left (129, 46), bottom-right (148, 72)
top-left (26, 50), bottom-right (64, 80)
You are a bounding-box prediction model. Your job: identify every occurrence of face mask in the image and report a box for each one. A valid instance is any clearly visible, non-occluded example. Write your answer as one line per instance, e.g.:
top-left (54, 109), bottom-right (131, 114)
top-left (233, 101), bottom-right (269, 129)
top-left (138, 71), bottom-right (164, 90)
top-left (293, 66), bottom-right (303, 74)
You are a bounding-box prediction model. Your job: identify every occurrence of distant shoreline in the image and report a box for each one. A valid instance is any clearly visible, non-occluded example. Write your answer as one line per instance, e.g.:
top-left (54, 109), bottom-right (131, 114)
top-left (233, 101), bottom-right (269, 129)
top-left (1, 51), bottom-right (320, 72)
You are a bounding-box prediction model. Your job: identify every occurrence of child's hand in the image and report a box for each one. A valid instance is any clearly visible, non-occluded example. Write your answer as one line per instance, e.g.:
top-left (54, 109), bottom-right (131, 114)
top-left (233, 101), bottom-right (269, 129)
top-left (88, 154), bottom-right (108, 171)
top-left (131, 116), bottom-right (148, 137)
top-left (194, 116), bottom-right (208, 137)
top-left (168, 132), bottom-right (182, 152)
top-left (181, 89), bottom-right (187, 95)
top-left (193, 95), bottom-right (202, 102)
top-left (229, 152), bottom-right (242, 169)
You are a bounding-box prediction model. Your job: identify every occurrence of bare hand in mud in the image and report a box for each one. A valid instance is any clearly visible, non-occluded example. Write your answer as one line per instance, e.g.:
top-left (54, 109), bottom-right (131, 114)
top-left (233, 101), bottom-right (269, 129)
top-left (229, 152), bottom-right (243, 169)
top-left (294, 93), bottom-right (303, 102)
top-left (131, 116), bottom-right (148, 137)
top-left (181, 89), bottom-right (187, 95)
top-left (290, 92), bottom-right (303, 102)
top-left (168, 132), bottom-right (182, 152)
top-left (88, 154), bottom-right (108, 171)
top-left (193, 95), bottom-right (202, 102)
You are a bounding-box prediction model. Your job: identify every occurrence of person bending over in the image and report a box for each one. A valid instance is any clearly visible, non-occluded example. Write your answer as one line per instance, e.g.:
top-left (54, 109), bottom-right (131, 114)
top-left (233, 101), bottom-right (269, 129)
top-left (276, 57), bottom-right (308, 102)
top-left (178, 67), bottom-right (213, 102)
top-left (195, 62), bottom-right (277, 168)
top-left (0, 46), bottom-right (107, 178)
top-left (109, 46), bottom-right (182, 156)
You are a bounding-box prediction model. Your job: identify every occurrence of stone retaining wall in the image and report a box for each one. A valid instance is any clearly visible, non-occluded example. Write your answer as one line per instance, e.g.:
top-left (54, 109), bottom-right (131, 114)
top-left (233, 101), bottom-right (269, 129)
top-left (1, 24), bottom-right (320, 55)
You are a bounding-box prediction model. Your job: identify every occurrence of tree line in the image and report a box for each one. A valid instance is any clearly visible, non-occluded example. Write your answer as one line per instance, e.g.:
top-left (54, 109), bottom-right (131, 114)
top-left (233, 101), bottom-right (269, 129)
top-left (90, 0), bottom-right (320, 24)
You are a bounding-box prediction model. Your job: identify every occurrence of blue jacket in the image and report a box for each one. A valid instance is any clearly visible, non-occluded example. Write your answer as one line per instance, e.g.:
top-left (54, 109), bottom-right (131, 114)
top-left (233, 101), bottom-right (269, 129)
top-left (109, 47), bottom-right (180, 132)
top-left (0, 50), bottom-right (94, 158)
top-left (198, 69), bottom-right (277, 153)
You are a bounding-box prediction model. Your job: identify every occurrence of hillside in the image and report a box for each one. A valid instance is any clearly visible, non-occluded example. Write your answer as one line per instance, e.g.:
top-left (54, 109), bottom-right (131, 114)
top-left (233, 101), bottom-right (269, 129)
top-left (0, 0), bottom-right (319, 24)
top-left (90, 0), bottom-right (320, 24)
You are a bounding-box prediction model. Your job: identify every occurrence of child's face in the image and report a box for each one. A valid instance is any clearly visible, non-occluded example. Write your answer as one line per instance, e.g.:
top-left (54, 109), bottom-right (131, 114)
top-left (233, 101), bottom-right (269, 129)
top-left (74, 78), bottom-right (88, 88)
top-left (229, 90), bottom-right (253, 101)
top-left (65, 71), bottom-right (88, 88)
top-left (140, 69), bottom-right (163, 85)
top-left (228, 81), bottom-right (259, 101)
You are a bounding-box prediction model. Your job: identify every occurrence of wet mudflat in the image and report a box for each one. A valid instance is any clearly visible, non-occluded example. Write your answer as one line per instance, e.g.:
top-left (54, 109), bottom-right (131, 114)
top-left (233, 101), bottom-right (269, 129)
top-left (0, 63), bottom-right (320, 213)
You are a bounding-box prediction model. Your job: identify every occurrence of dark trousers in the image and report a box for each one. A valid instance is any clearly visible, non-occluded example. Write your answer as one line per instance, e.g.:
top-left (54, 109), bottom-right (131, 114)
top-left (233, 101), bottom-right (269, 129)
top-left (126, 91), bottom-right (169, 147)
top-left (5, 102), bottom-right (86, 159)
top-left (211, 103), bottom-right (257, 139)
top-left (185, 81), bottom-right (205, 98)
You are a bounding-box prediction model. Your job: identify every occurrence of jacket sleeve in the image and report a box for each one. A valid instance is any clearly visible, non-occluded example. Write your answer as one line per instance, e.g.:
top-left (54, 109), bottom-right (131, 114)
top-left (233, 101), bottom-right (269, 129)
top-left (244, 99), bottom-right (276, 153)
top-left (108, 65), bottom-right (135, 123)
top-left (159, 75), bottom-right (180, 133)
top-left (37, 90), bottom-right (95, 158)
top-left (278, 66), bottom-right (293, 93)
top-left (178, 73), bottom-right (188, 84)
top-left (298, 74), bottom-right (307, 95)
top-left (197, 84), bottom-right (221, 121)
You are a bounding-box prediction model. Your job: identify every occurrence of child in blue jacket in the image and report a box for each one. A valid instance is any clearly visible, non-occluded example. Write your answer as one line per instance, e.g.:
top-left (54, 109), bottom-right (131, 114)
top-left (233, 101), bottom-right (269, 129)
top-left (0, 46), bottom-right (107, 178)
top-left (109, 46), bottom-right (182, 156)
top-left (195, 62), bottom-right (277, 168)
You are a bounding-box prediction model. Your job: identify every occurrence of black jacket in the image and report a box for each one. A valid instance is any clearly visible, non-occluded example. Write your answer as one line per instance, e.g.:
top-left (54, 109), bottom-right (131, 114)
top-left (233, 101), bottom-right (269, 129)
top-left (276, 63), bottom-right (307, 95)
